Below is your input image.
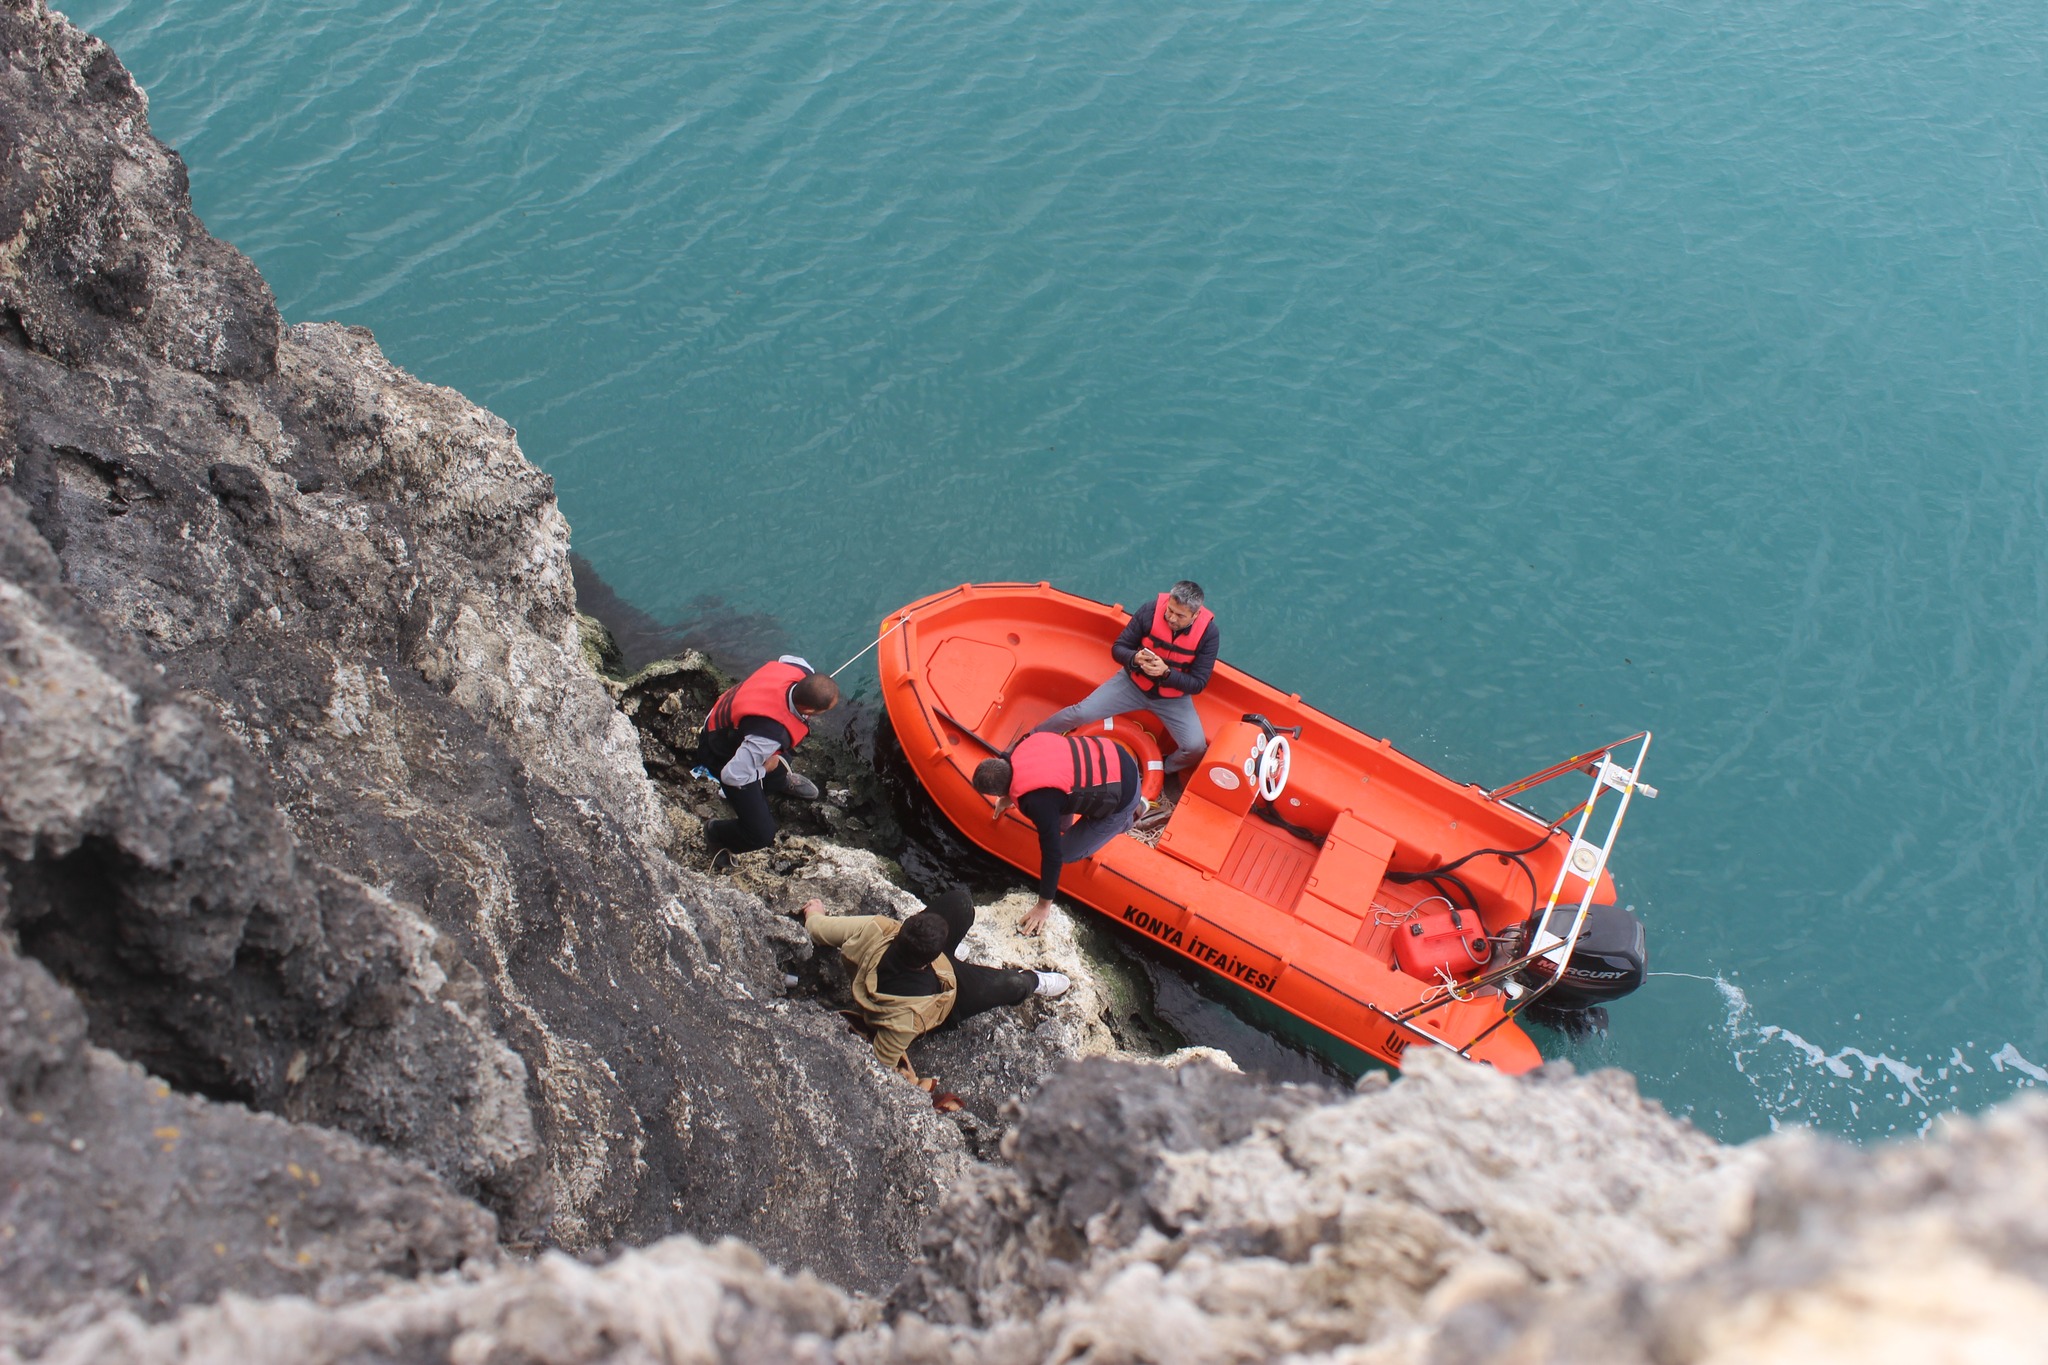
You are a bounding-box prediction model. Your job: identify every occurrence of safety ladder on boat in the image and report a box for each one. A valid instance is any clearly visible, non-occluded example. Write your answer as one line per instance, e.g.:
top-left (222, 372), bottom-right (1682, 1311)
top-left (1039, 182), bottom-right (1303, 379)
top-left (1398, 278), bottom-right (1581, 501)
top-left (1366, 731), bottom-right (1657, 1060)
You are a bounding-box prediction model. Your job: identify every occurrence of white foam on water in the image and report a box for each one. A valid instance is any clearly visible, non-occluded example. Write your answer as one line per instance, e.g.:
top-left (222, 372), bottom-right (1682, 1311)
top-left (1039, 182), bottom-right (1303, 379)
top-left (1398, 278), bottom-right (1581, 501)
top-left (1758, 1025), bottom-right (1851, 1078)
top-left (1650, 971), bottom-right (2039, 1138)
top-left (1989, 1043), bottom-right (2048, 1084)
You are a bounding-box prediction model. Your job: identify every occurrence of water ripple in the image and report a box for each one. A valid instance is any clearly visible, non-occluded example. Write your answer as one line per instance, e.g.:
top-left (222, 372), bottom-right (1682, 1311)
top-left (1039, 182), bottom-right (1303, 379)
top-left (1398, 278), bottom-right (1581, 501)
top-left (67, 0), bottom-right (2048, 1144)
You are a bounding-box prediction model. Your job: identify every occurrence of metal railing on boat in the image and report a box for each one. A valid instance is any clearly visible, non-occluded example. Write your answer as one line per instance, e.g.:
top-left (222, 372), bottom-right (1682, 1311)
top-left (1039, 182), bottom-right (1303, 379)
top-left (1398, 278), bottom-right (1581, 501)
top-left (1367, 731), bottom-right (1657, 1061)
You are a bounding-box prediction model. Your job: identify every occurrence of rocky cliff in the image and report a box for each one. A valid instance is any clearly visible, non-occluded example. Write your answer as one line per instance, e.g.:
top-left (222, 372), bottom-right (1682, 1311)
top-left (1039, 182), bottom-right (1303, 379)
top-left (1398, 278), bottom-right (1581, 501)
top-left (0, 0), bottom-right (993, 1311)
top-left (6, 3), bottom-right (2047, 1361)
top-left (22, 1055), bottom-right (2048, 1364)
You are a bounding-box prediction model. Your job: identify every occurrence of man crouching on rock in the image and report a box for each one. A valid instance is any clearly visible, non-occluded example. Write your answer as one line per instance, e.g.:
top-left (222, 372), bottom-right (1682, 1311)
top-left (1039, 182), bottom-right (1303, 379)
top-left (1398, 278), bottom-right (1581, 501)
top-left (696, 655), bottom-right (839, 870)
top-left (802, 889), bottom-right (1069, 1089)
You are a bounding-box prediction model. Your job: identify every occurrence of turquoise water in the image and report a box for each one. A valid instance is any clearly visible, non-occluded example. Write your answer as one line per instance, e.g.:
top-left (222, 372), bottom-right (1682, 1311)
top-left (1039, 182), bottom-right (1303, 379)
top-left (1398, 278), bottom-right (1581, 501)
top-left (69, 0), bottom-right (2048, 1141)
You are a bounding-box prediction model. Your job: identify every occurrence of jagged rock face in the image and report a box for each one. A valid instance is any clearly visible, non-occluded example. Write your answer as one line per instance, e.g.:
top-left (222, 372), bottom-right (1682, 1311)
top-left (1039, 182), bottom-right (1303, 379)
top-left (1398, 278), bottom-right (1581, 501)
top-left (32, 1236), bottom-right (858, 1365)
top-left (0, 0), bottom-right (974, 1302)
top-left (879, 1054), bottom-right (1759, 1361)
top-left (0, 477), bottom-right (543, 1228)
top-left (37, 1057), bottom-right (2048, 1364)
top-left (0, 937), bottom-right (497, 1347)
top-left (0, 0), bottom-right (276, 380)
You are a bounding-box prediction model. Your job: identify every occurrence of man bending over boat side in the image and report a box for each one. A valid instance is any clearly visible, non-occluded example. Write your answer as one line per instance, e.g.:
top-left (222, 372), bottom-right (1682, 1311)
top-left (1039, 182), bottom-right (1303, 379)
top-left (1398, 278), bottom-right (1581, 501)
top-left (801, 889), bottom-right (1069, 1089)
top-left (1031, 579), bottom-right (1218, 784)
top-left (972, 730), bottom-right (1146, 935)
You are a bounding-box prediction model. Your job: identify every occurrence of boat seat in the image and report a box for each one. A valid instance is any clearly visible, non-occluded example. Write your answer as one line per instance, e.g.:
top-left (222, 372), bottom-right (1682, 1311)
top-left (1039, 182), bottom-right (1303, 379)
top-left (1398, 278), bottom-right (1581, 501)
top-left (1155, 718), bottom-right (1269, 871)
top-left (1294, 812), bottom-right (1397, 945)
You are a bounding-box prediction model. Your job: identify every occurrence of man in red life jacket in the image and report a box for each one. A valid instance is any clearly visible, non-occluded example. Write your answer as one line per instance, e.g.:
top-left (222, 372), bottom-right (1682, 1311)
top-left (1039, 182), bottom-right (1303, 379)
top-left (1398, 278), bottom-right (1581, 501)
top-left (970, 730), bottom-right (1146, 935)
top-left (695, 655), bottom-right (840, 866)
top-left (1032, 580), bottom-right (1218, 786)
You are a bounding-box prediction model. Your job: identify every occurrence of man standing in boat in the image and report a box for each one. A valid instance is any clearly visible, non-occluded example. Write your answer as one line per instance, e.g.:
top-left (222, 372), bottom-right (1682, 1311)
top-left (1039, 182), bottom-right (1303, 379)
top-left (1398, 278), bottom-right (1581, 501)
top-left (971, 729), bottom-right (1147, 935)
top-left (695, 655), bottom-right (839, 869)
top-left (1031, 579), bottom-right (1218, 785)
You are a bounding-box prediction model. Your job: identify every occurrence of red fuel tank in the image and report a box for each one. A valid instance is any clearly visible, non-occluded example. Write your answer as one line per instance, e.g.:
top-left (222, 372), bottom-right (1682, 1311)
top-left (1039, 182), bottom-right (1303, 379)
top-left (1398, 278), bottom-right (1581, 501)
top-left (1392, 905), bottom-right (1492, 982)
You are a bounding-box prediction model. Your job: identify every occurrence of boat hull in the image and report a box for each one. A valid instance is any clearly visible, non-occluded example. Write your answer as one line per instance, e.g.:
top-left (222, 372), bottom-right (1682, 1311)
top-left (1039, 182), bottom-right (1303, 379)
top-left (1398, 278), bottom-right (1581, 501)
top-left (878, 583), bottom-right (1616, 1073)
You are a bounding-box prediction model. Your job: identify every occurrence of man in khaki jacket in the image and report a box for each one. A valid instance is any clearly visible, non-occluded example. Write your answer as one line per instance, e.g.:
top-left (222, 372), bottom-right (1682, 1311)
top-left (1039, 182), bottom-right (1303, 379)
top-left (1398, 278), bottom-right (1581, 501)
top-left (803, 886), bottom-right (1069, 1087)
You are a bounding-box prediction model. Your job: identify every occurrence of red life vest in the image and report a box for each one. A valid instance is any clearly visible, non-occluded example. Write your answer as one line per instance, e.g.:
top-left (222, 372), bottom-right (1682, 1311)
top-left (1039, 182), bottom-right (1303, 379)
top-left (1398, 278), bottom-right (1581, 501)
top-left (1008, 731), bottom-right (1126, 819)
top-left (705, 659), bottom-right (814, 752)
top-left (1129, 592), bottom-right (1215, 699)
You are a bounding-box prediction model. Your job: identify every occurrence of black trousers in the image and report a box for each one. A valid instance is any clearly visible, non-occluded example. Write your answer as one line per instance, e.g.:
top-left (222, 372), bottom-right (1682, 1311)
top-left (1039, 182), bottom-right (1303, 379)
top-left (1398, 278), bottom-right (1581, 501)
top-left (706, 766), bottom-right (793, 854)
top-left (926, 886), bottom-right (1038, 1026)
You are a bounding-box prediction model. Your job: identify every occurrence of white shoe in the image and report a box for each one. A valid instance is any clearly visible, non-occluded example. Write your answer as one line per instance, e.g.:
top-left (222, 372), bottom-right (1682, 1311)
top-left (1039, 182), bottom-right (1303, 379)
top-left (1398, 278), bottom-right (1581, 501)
top-left (1033, 971), bottom-right (1071, 998)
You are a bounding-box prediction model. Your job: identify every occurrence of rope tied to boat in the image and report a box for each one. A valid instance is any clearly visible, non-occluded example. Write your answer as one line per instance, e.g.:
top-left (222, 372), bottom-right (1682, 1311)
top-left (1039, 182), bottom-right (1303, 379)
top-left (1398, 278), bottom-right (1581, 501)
top-left (1417, 967), bottom-right (1471, 1007)
top-left (828, 612), bottom-right (910, 679)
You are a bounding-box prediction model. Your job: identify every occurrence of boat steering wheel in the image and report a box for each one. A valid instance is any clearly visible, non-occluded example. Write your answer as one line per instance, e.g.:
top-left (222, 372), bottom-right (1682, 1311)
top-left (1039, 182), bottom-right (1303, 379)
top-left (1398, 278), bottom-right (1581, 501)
top-left (1254, 734), bottom-right (1291, 802)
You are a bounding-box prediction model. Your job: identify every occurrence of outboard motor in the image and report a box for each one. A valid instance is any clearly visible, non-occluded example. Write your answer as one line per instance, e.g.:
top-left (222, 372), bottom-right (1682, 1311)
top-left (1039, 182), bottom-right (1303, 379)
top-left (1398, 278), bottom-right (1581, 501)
top-left (1516, 902), bottom-right (1647, 1013)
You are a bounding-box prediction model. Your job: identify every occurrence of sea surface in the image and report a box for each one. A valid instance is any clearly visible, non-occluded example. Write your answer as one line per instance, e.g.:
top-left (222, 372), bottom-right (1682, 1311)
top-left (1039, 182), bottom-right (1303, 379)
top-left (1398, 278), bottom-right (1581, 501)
top-left (68, 0), bottom-right (2048, 1142)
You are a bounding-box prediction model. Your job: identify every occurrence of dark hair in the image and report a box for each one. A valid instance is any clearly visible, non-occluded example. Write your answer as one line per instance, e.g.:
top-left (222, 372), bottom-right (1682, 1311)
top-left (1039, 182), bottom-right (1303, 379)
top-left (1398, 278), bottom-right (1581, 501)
top-left (972, 757), bottom-right (1012, 795)
top-left (1168, 580), bottom-right (1205, 610)
top-left (792, 674), bottom-right (840, 713)
top-left (894, 910), bottom-right (949, 964)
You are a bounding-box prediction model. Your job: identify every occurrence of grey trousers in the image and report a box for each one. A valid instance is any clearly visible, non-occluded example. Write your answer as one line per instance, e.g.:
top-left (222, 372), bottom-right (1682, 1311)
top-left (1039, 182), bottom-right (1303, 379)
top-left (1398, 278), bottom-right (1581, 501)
top-left (1059, 784), bottom-right (1149, 862)
top-left (1035, 670), bottom-right (1208, 773)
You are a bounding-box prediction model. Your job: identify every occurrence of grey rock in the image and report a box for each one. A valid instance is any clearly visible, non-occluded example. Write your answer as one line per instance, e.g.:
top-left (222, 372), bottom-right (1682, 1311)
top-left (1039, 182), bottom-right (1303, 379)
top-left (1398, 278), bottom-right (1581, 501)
top-left (0, 0), bottom-right (278, 382)
top-left (0, 466), bottom-right (548, 1242)
top-left (35, 1055), bottom-right (2048, 1364)
top-left (0, 0), bottom-right (980, 1314)
top-left (28, 1236), bottom-right (857, 1365)
top-left (0, 936), bottom-right (496, 1349)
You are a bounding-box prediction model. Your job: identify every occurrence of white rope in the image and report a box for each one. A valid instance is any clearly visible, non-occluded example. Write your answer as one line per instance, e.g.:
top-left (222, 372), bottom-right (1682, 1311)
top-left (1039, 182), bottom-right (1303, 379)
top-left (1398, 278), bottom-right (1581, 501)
top-left (828, 613), bottom-right (910, 679)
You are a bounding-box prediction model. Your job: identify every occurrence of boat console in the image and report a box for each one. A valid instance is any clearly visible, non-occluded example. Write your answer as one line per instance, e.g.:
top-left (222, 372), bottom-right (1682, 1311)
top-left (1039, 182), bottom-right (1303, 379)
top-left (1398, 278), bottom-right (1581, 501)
top-left (1158, 719), bottom-right (1404, 959)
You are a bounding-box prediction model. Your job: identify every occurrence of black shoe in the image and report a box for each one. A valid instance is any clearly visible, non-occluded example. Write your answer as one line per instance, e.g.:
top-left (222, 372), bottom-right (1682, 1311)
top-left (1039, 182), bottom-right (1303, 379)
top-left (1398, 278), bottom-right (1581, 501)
top-left (708, 848), bottom-right (735, 874)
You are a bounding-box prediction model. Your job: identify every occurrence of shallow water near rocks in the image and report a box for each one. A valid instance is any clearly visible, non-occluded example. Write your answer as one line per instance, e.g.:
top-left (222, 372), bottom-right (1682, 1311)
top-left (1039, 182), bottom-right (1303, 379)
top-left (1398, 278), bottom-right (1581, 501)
top-left (73, 0), bottom-right (2048, 1142)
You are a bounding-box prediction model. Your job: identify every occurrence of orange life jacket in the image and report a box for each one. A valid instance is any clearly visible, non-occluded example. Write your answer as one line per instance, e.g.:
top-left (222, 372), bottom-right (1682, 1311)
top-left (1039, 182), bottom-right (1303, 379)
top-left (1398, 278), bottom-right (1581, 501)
top-left (1129, 591), bottom-right (1215, 699)
top-left (704, 660), bottom-right (813, 753)
top-left (1008, 731), bottom-right (1126, 820)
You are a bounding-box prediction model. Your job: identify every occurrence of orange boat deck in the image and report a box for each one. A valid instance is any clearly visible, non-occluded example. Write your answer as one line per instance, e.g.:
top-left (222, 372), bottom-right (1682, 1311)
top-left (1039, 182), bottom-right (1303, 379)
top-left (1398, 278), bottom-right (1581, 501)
top-left (879, 582), bottom-right (1618, 1073)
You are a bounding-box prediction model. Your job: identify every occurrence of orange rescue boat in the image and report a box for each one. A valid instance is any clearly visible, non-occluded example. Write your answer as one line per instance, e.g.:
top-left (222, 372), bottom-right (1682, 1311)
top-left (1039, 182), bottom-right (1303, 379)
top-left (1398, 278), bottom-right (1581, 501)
top-left (877, 582), bottom-right (1657, 1074)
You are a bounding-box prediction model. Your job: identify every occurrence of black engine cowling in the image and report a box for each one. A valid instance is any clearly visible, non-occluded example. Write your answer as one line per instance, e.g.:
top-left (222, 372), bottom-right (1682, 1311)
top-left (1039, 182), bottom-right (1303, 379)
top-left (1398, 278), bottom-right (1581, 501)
top-left (1517, 902), bottom-right (1647, 1012)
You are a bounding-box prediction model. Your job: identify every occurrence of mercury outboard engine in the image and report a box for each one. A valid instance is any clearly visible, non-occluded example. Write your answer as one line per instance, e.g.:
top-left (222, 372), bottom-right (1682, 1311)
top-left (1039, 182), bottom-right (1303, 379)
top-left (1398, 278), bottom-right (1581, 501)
top-left (1516, 903), bottom-right (1647, 1037)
